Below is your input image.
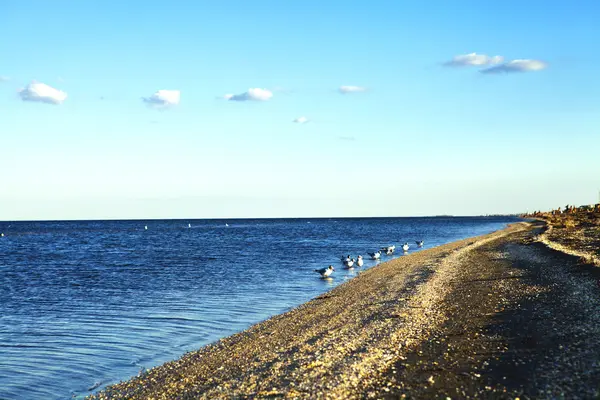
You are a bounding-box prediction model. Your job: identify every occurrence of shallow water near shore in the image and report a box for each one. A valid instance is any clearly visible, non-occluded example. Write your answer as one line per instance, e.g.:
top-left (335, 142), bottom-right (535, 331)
top-left (0, 216), bottom-right (519, 400)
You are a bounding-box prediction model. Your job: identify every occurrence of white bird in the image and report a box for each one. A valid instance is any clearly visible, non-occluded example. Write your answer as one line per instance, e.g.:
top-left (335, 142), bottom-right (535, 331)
top-left (315, 265), bottom-right (335, 278)
top-left (188, 223), bottom-right (191, 228)
top-left (356, 255), bottom-right (364, 267)
top-left (0, 233), bottom-right (4, 237)
top-left (144, 225), bottom-right (148, 230)
top-left (416, 240), bottom-right (424, 247)
top-left (368, 251), bottom-right (381, 260)
top-left (340, 255), bottom-right (351, 264)
top-left (402, 243), bottom-right (409, 252)
top-left (344, 258), bottom-right (355, 268)
top-left (225, 223), bottom-right (229, 227)
top-left (381, 245), bottom-right (395, 255)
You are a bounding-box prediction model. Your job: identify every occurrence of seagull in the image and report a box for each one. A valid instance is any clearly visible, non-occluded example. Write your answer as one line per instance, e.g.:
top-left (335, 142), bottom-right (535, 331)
top-left (356, 255), bottom-right (364, 267)
top-left (381, 245), bottom-right (395, 255)
top-left (344, 258), bottom-right (355, 268)
top-left (402, 243), bottom-right (409, 252)
top-left (368, 251), bottom-right (381, 260)
top-left (416, 240), bottom-right (424, 247)
top-left (144, 225), bottom-right (148, 230)
top-left (315, 265), bottom-right (335, 278)
top-left (188, 223), bottom-right (191, 228)
top-left (340, 255), bottom-right (351, 264)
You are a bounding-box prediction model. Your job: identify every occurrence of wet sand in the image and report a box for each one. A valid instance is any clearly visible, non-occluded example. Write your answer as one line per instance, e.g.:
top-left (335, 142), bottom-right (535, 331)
top-left (89, 221), bottom-right (600, 399)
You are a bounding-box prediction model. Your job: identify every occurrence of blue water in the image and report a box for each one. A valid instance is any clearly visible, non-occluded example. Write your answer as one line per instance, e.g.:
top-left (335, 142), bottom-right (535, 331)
top-left (0, 216), bottom-right (519, 399)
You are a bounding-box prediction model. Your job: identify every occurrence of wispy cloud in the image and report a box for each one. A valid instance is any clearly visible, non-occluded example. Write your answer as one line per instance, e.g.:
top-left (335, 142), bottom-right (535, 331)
top-left (480, 59), bottom-right (548, 74)
top-left (224, 88), bottom-right (273, 101)
top-left (339, 85), bottom-right (367, 94)
top-left (443, 53), bottom-right (504, 67)
top-left (142, 90), bottom-right (180, 108)
top-left (293, 116), bottom-right (309, 124)
top-left (19, 81), bottom-right (67, 104)
top-left (271, 86), bottom-right (293, 94)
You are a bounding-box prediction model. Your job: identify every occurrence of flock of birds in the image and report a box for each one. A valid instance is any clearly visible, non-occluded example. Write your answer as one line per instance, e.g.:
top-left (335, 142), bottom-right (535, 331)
top-left (314, 241), bottom-right (425, 278)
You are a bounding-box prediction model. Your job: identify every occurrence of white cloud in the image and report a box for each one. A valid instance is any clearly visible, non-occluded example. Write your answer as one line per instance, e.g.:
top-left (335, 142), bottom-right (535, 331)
top-left (443, 53), bottom-right (504, 67)
top-left (142, 90), bottom-right (180, 108)
top-left (339, 85), bottom-right (367, 94)
top-left (293, 116), bottom-right (309, 124)
top-left (19, 81), bottom-right (68, 104)
top-left (0, 76), bottom-right (9, 82)
top-left (225, 88), bottom-right (273, 101)
top-left (480, 59), bottom-right (548, 74)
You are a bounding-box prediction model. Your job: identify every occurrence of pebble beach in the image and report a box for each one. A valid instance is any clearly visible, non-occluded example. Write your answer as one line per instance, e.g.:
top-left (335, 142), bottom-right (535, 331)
top-left (89, 220), bottom-right (600, 399)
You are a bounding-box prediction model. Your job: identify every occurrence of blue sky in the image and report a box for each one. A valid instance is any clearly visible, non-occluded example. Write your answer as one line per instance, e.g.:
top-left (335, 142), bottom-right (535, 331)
top-left (1, 0), bottom-right (599, 220)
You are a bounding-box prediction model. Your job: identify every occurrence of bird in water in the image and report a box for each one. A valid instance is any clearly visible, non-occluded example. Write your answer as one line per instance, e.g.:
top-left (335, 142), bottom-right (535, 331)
top-left (368, 251), bottom-right (381, 260)
top-left (356, 255), bottom-right (364, 267)
top-left (344, 258), bottom-right (355, 268)
top-left (315, 265), bottom-right (335, 278)
top-left (416, 240), bottom-right (424, 247)
top-left (381, 245), bottom-right (395, 255)
top-left (340, 255), bottom-right (351, 264)
top-left (402, 243), bottom-right (410, 252)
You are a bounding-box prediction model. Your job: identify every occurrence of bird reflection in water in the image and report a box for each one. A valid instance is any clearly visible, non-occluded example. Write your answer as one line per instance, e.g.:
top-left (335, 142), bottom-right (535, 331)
top-left (318, 276), bottom-right (335, 287)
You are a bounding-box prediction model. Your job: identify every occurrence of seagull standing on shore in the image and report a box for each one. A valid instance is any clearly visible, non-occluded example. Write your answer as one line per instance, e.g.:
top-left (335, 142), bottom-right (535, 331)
top-left (315, 265), bottom-right (335, 278)
top-left (402, 243), bottom-right (410, 252)
top-left (356, 255), bottom-right (364, 267)
top-left (368, 251), bottom-right (381, 260)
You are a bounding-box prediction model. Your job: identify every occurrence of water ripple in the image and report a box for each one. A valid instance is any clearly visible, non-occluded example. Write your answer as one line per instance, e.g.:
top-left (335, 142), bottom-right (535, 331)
top-left (0, 216), bottom-right (518, 399)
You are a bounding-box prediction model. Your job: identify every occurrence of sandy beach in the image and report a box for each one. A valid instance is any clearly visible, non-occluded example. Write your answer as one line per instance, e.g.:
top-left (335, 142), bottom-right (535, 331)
top-left (89, 220), bottom-right (600, 399)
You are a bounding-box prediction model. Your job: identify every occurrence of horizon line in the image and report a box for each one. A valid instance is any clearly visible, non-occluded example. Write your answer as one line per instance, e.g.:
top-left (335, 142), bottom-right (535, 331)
top-left (0, 214), bottom-right (521, 223)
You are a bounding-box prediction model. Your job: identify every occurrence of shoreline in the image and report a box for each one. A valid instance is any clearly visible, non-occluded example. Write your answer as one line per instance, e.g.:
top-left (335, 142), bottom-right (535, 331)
top-left (89, 220), bottom-right (600, 398)
top-left (533, 216), bottom-right (600, 267)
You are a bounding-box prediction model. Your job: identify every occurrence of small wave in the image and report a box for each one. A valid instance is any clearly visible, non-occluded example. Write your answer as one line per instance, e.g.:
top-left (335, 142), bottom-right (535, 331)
top-left (87, 380), bottom-right (104, 391)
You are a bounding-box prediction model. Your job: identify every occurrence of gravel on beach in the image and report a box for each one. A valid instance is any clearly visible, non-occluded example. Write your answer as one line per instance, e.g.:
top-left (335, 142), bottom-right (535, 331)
top-left (89, 221), bottom-right (600, 399)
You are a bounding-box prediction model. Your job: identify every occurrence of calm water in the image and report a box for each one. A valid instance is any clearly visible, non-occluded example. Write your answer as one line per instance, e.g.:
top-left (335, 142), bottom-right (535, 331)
top-left (0, 216), bottom-right (519, 399)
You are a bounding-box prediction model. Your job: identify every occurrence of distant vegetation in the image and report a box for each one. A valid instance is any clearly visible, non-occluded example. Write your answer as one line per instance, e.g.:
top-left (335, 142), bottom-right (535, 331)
top-left (523, 203), bottom-right (600, 229)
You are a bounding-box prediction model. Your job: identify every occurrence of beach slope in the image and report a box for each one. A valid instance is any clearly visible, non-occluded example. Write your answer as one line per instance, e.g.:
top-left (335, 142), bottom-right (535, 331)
top-left (90, 221), bottom-right (600, 399)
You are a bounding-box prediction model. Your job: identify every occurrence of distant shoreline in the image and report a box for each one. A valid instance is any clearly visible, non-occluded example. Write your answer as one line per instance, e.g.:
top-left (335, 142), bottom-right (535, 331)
top-left (0, 214), bottom-right (520, 224)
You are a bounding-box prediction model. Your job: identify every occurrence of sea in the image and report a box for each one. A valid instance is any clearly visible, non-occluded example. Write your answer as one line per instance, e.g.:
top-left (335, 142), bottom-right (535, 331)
top-left (0, 216), bottom-right (519, 400)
